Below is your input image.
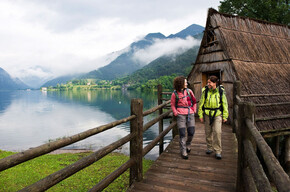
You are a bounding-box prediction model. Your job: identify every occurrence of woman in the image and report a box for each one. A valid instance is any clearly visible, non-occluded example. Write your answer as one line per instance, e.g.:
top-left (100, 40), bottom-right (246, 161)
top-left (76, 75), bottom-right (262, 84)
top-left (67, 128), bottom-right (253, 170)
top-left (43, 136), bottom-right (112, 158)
top-left (198, 75), bottom-right (228, 160)
top-left (171, 76), bottom-right (197, 159)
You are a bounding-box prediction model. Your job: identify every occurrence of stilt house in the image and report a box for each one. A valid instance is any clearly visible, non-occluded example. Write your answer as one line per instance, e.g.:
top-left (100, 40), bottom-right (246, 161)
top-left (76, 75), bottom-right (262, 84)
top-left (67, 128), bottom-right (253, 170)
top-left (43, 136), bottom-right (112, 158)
top-left (188, 9), bottom-right (289, 134)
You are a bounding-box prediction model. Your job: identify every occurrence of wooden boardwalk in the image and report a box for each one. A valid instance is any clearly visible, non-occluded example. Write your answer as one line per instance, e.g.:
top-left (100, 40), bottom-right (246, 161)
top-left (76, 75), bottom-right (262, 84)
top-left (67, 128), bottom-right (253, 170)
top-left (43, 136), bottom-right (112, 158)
top-left (128, 119), bottom-right (238, 192)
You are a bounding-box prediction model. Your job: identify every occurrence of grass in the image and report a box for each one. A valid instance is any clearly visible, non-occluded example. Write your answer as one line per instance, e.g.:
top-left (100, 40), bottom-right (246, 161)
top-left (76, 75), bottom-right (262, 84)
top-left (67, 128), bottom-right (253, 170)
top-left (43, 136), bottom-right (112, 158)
top-left (0, 150), bottom-right (154, 191)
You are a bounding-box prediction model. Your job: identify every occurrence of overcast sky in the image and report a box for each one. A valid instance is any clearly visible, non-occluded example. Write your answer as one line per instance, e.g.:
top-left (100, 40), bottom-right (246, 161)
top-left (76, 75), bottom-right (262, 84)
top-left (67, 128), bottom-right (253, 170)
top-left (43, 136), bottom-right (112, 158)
top-left (0, 0), bottom-right (220, 83)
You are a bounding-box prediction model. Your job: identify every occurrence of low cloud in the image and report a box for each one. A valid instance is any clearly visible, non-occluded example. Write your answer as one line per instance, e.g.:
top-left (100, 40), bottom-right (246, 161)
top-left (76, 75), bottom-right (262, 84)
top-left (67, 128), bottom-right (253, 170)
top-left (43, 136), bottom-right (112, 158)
top-left (132, 36), bottom-right (201, 64)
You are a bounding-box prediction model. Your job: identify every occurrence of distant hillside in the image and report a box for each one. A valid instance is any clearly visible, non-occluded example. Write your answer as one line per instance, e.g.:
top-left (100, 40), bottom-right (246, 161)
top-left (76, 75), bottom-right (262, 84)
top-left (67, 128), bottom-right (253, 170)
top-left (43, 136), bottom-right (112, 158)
top-left (0, 68), bottom-right (29, 90)
top-left (41, 23), bottom-right (204, 87)
top-left (83, 33), bottom-right (167, 80)
top-left (42, 74), bottom-right (82, 87)
top-left (82, 24), bottom-right (204, 81)
top-left (120, 45), bottom-right (200, 85)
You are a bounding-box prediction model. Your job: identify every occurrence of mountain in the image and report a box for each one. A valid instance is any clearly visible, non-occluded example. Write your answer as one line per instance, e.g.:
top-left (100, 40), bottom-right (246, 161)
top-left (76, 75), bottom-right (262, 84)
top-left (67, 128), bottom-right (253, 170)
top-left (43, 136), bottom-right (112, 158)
top-left (167, 24), bottom-right (205, 39)
top-left (42, 74), bottom-right (82, 87)
top-left (42, 24), bottom-right (204, 86)
top-left (120, 45), bottom-right (200, 84)
top-left (83, 33), bottom-right (167, 80)
top-left (82, 24), bottom-right (204, 81)
top-left (0, 68), bottom-right (29, 90)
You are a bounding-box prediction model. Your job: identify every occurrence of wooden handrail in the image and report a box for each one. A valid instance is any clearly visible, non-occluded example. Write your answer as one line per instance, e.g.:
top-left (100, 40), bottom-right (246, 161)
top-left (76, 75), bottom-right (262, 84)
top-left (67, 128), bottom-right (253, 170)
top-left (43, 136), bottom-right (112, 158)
top-left (0, 115), bottom-right (136, 172)
top-left (161, 92), bottom-right (172, 95)
top-left (255, 102), bottom-right (290, 107)
top-left (245, 118), bottom-right (290, 192)
top-left (241, 93), bottom-right (290, 97)
top-left (255, 114), bottom-right (290, 121)
top-left (143, 122), bottom-right (176, 156)
top-left (143, 110), bottom-right (172, 131)
top-left (243, 139), bottom-right (272, 191)
top-left (89, 159), bottom-right (135, 192)
top-left (143, 100), bottom-right (170, 117)
top-left (19, 133), bottom-right (135, 192)
top-left (1, 85), bottom-right (176, 191)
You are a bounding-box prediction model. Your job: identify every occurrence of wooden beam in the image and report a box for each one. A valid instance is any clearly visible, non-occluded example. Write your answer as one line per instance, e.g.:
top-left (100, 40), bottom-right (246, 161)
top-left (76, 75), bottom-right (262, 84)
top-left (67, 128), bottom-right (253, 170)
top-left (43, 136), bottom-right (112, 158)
top-left (255, 114), bottom-right (290, 121)
top-left (242, 167), bottom-right (257, 192)
top-left (130, 99), bottom-right (143, 185)
top-left (0, 114), bottom-right (136, 172)
top-left (255, 102), bottom-right (290, 107)
top-left (246, 118), bottom-right (290, 192)
top-left (19, 133), bottom-right (134, 192)
top-left (143, 110), bottom-right (172, 132)
top-left (243, 139), bottom-right (272, 192)
top-left (143, 100), bottom-right (170, 117)
top-left (142, 122), bottom-right (176, 156)
top-left (241, 93), bottom-right (290, 97)
top-left (157, 84), bottom-right (164, 155)
top-left (262, 131), bottom-right (290, 138)
top-left (89, 159), bottom-right (134, 192)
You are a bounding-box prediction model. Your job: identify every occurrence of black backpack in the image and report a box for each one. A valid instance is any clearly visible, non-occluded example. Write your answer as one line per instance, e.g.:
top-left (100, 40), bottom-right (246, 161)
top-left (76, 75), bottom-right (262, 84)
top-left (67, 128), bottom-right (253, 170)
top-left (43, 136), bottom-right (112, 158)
top-left (202, 85), bottom-right (224, 124)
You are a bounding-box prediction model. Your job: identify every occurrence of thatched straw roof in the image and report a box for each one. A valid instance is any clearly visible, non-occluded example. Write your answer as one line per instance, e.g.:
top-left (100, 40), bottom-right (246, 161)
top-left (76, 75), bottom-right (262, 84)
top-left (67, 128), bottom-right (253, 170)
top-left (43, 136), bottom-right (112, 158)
top-left (192, 8), bottom-right (290, 132)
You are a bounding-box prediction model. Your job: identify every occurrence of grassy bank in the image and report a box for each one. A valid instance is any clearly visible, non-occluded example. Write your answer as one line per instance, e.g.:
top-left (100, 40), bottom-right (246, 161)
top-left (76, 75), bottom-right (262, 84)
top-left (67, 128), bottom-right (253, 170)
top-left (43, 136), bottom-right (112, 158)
top-left (0, 150), bottom-right (154, 191)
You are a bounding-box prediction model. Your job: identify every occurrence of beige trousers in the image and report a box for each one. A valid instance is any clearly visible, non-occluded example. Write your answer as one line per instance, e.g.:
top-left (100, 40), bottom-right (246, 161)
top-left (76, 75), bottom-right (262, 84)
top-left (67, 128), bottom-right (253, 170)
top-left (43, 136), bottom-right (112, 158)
top-left (204, 115), bottom-right (222, 154)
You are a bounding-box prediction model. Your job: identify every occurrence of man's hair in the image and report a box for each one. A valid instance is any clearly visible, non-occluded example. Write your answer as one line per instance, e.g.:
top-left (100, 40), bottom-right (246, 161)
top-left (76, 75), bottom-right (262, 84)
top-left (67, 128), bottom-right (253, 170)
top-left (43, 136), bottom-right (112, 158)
top-left (173, 76), bottom-right (186, 92)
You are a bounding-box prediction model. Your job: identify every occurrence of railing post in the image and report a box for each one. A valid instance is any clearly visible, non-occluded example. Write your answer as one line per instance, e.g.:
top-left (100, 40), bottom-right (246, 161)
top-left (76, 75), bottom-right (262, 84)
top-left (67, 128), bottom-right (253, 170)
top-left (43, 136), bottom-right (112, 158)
top-left (130, 99), bottom-right (143, 185)
top-left (236, 101), bottom-right (247, 192)
top-left (157, 84), bottom-right (164, 154)
top-left (236, 102), bottom-right (256, 192)
top-left (233, 81), bottom-right (241, 133)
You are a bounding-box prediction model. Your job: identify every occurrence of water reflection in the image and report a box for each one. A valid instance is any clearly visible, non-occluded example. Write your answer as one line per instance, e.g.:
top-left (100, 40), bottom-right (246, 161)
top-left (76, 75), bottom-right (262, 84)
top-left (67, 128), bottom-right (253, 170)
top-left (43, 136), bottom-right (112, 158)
top-left (0, 90), bottom-right (172, 160)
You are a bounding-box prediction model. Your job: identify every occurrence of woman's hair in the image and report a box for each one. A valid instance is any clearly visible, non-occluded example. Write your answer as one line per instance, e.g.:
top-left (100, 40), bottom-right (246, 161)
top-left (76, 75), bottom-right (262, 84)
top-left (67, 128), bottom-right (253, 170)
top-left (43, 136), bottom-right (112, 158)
top-left (208, 75), bottom-right (221, 86)
top-left (173, 76), bottom-right (186, 92)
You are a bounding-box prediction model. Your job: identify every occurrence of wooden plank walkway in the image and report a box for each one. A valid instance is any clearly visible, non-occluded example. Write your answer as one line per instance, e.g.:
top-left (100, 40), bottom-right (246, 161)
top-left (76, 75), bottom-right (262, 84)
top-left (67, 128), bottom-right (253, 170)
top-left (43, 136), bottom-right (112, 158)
top-left (128, 119), bottom-right (238, 192)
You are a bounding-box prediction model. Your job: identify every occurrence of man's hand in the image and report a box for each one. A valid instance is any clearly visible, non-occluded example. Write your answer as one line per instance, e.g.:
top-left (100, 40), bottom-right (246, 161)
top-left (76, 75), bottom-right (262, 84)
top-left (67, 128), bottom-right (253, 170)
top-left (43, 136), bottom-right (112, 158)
top-left (223, 119), bottom-right (227, 123)
top-left (200, 118), bottom-right (204, 123)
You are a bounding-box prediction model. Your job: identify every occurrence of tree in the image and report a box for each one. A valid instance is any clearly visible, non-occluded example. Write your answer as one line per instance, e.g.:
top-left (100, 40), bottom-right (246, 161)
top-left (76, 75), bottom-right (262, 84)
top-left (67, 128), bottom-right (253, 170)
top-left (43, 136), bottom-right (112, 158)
top-left (219, 0), bottom-right (290, 25)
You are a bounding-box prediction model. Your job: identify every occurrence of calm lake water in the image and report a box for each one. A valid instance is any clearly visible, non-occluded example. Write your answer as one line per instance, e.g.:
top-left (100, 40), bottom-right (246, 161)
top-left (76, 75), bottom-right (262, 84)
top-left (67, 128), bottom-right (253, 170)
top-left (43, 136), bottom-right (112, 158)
top-left (0, 89), bottom-right (172, 160)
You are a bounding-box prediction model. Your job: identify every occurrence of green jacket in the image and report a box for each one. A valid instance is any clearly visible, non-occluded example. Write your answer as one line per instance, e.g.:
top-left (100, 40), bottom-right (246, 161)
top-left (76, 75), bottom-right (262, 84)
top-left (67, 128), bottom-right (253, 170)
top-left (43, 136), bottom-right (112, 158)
top-left (198, 86), bottom-right (229, 120)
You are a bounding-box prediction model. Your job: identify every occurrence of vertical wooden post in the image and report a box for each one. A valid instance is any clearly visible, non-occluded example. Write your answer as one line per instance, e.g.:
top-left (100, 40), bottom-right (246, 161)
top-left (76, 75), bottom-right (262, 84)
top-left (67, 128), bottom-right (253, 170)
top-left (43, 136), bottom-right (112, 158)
top-left (157, 84), bottom-right (164, 154)
top-left (236, 102), bottom-right (245, 192)
top-left (233, 81), bottom-right (241, 133)
top-left (236, 102), bottom-right (256, 192)
top-left (130, 99), bottom-right (143, 185)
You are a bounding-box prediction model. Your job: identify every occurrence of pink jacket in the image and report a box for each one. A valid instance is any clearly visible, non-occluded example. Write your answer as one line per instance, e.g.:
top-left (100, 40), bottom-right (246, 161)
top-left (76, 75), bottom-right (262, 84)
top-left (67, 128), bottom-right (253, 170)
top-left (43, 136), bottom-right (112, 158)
top-left (171, 89), bottom-right (197, 116)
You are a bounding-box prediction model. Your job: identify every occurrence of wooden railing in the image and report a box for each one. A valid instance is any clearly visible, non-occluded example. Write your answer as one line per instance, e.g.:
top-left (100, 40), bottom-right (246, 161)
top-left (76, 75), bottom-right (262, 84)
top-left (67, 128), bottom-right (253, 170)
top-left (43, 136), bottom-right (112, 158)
top-left (0, 85), bottom-right (175, 191)
top-left (233, 81), bottom-right (290, 192)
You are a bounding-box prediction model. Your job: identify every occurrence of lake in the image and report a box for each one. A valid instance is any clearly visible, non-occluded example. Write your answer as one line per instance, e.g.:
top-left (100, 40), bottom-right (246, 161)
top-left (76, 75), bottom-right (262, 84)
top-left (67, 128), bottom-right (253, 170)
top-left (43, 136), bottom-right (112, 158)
top-left (0, 89), bottom-right (172, 160)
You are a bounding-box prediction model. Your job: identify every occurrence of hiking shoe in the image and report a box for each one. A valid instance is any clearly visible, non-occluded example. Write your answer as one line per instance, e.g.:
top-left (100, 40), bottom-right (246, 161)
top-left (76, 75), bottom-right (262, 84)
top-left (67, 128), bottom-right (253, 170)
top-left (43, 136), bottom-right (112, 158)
top-left (181, 154), bottom-right (188, 159)
top-left (216, 154), bottom-right (222, 160)
top-left (206, 149), bottom-right (213, 154)
top-left (186, 148), bottom-right (191, 153)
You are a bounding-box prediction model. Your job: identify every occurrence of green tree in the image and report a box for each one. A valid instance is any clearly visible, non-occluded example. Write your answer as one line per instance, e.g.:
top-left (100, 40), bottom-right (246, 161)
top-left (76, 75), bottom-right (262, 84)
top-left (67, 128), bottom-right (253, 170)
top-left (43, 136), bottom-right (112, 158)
top-left (219, 0), bottom-right (290, 25)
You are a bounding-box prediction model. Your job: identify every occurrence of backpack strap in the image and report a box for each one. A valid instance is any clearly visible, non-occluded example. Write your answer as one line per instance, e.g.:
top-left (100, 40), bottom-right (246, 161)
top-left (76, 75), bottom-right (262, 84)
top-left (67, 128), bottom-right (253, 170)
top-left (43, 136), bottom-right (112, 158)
top-left (219, 85), bottom-right (224, 115)
top-left (173, 90), bottom-right (179, 109)
top-left (202, 86), bottom-right (209, 112)
top-left (202, 85), bottom-right (224, 125)
top-left (186, 88), bottom-right (194, 107)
